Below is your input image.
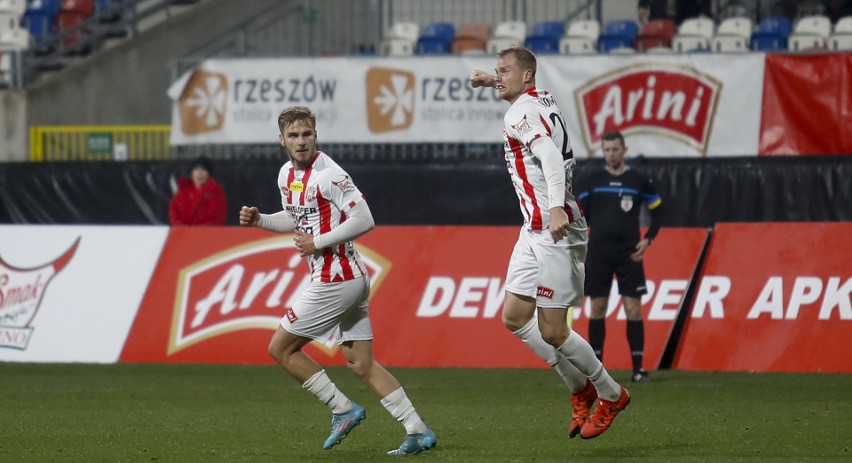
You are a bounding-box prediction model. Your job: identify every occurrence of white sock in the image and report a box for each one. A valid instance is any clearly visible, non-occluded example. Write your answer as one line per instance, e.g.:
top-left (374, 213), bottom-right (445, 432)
top-left (513, 316), bottom-right (588, 393)
top-left (557, 330), bottom-right (621, 401)
top-left (381, 387), bottom-right (427, 434)
top-left (302, 370), bottom-right (352, 415)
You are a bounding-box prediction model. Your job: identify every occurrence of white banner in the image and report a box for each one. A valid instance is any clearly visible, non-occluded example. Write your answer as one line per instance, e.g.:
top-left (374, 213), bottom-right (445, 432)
top-left (169, 54), bottom-right (763, 157)
top-left (0, 226), bottom-right (168, 363)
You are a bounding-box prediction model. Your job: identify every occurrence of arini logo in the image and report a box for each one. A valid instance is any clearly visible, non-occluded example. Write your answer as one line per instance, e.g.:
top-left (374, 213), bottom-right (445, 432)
top-left (366, 67), bottom-right (415, 133)
top-left (179, 69), bottom-right (228, 135)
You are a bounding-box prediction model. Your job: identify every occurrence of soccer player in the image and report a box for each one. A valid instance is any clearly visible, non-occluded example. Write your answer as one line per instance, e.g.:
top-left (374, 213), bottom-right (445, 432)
top-left (576, 130), bottom-right (663, 383)
top-left (470, 47), bottom-right (630, 439)
top-left (239, 106), bottom-right (436, 456)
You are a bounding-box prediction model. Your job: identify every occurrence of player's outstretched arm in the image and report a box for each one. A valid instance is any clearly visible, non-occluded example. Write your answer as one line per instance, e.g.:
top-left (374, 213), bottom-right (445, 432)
top-left (470, 69), bottom-right (495, 88)
top-left (240, 206), bottom-right (296, 233)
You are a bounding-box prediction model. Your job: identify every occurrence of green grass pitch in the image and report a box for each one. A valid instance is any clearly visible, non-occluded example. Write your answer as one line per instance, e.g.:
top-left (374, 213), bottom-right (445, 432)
top-left (1, 363), bottom-right (850, 462)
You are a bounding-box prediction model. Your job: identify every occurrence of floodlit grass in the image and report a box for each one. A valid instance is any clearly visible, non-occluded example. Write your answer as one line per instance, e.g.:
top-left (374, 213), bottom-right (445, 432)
top-left (1, 363), bottom-right (850, 462)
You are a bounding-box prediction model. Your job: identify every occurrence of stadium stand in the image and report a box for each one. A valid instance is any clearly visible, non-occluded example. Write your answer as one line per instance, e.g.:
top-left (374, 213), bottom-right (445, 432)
top-left (415, 22), bottom-right (454, 55)
top-left (380, 21), bottom-right (418, 56)
top-left (788, 15), bottom-right (832, 51)
top-left (829, 16), bottom-right (852, 51)
top-left (523, 20), bottom-right (564, 54)
top-left (450, 22), bottom-right (490, 55)
top-left (672, 17), bottom-right (714, 52)
top-left (558, 18), bottom-right (599, 54)
top-left (596, 19), bottom-right (638, 53)
top-left (634, 18), bottom-right (674, 52)
top-left (710, 16), bottom-right (752, 52)
top-left (750, 17), bottom-right (791, 51)
top-left (486, 20), bottom-right (525, 54)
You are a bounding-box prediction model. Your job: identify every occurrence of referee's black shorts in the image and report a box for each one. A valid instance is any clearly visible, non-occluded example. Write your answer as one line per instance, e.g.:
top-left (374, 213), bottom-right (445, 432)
top-left (584, 239), bottom-right (648, 298)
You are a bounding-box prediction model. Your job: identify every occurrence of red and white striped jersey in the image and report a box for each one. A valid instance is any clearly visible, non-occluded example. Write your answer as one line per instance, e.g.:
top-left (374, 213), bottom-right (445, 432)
top-left (502, 87), bottom-right (583, 231)
top-left (277, 151), bottom-right (368, 283)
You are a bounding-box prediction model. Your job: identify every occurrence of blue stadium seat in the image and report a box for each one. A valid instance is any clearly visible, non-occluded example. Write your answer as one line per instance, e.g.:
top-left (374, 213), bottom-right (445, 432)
top-left (750, 17), bottom-right (791, 51)
top-left (416, 22), bottom-right (455, 55)
top-left (23, 0), bottom-right (61, 38)
top-left (597, 19), bottom-right (639, 52)
top-left (524, 21), bottom-right (564, 54)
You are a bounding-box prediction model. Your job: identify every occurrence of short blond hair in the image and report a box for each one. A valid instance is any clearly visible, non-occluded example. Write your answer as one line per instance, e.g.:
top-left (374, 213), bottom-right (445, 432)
top-left (498, 46), bottom-right (537, 78)
top-left (277, 106), bottom-right (316, 133)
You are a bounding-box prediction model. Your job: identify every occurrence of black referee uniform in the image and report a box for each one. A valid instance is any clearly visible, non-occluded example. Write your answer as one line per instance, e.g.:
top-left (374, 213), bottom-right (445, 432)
top-left (576, 164), bottom-right (662, 378)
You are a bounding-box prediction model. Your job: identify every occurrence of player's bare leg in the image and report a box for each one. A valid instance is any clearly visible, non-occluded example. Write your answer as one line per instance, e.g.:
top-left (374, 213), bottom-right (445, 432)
top-left (268, 326), bottom-right (364, 450)
top-left (622, 295), bottom-right (649, 382)
top-left (341, 340), bottom-right (436, 455)
top-left (588, 296), bottom-right (609, 361)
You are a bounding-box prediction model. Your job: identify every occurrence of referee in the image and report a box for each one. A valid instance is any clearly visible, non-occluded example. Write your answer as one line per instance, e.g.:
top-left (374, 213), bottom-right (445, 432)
top-left (576, 130), bottom-right (662, 383)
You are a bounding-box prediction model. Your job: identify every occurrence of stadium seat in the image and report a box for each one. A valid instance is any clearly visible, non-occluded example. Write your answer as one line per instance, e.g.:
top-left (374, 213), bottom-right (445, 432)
top-left (635, 18), bottom-right (674, 51)
top-left (711, 17), bottom-right (752, 53)
top-left (0, 27), bottom-right (28, 49)
top-left (672, 17), bottom-right (714, 52)
top-left (415, 22), bottom-right (454, 55)
top-left (487, 20), bottom-right (525, 54)
top-left (787, 15), bottom-right (831, 51)
top-left (524, 21), bottom-right (564, 54)
top-left (379, 21), bottom-right (418, 56)
top-left (56, 0), bottom-right (95, 54)
top-left (559, 19), bottom-right (599, 54)
top-left (23, 0), bottom-right (59, 37)
top-left (492, 20), bottom-right (526, 41)
top-left (487, 36), bottom-right (521, 54)
top-left (597, 19), bottom-right (638, 52)
top-left (829, 16), bottom-right (852, 51)
top-left (451, 22), bottom-right (490, 54)
top-left (0, 0), bottom-right (26, 14)
top-left (750, 17), bottom-right (791, 51)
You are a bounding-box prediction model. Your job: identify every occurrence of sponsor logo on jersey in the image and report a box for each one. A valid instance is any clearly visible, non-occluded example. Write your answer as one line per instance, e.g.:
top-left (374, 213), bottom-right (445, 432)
top-left (537, 286), bottom-right (554, 299)
top-left (0, 239), bottom-right (79, 350)
top-left (575, 63), bottom-right (722, 155)
top-left (289, 181), bottom-right (304, 193)
top-left (365, 67), bottom-right (415, 133)
top-left (178, 69), bottom-right (228, 135)
top-left (168, 237), bottom-right (391, 356)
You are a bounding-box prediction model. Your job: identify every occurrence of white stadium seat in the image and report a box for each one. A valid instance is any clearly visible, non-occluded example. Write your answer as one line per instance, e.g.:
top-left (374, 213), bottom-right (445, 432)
top-left (788, 15), bottom-right (831, 51)
top-left (487, 36), bottom-right (522, 55)
top-left (380, 22), bottom-right (419, 56)
top-left (492, 21), bottom-right (527, 42)
top-left (711, 35), bottom-right (749, 52)
top-left (828, 16), bottom-right (852, 51)
top-left (0, 28), bottom-right (28, 50)
top-left (716, 17), bottom-right (752, 38)
top-left (559, 36), bottom-right (596, 54)
top-left (672, 17), bottom-right (715, 51)
top-left (380, 37), bottom-right (414, 56)
top-left (0, 0), bottom-right (26, 16)
top-left (560, 19), bottom-right (599, 54)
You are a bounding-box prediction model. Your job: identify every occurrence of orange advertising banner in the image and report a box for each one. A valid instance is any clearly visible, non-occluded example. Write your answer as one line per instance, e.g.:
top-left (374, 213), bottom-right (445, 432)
top-left (120, 226), bottom-right (708, 371)
top-left (674, 223), bottom-right (852, 373)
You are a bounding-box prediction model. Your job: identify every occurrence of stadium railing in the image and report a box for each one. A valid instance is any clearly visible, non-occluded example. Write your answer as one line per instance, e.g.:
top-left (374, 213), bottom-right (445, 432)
top-left (30, 125), bottom-right (170, 161)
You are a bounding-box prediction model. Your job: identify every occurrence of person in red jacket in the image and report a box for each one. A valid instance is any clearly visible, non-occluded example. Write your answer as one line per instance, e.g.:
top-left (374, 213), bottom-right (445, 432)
top-left (168, 156), bottom-right (227, 226)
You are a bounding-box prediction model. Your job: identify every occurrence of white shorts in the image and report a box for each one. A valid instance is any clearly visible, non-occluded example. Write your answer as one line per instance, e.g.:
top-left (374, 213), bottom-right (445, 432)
top-left (504, 218), bottom-right (588, 308)
top-left (281, 275), bottom-right (373, 344)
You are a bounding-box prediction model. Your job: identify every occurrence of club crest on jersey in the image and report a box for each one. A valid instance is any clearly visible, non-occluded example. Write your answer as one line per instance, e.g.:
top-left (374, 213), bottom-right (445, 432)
top-left (621, 195), bottom-right (634, 212)
top-left (537, 286), bottom-right (554, 299)
top-left (511, 115), bottom-right (532, 136)
top-left (331, 175), bottom-right (355, 194)
top-left (305, 185), bottom-right (317, 202)
top-left (289, 181), bottom-right (304, 193)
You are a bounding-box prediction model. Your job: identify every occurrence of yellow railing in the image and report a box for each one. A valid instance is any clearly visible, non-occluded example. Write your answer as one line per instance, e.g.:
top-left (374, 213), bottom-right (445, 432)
top-left (30, 126), bottom-right (172, 161)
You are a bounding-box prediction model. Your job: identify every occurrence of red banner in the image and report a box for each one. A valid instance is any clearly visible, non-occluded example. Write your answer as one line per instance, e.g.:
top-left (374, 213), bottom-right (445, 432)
top-left (759, 54), bottom-right (852, 155)
top-left (674, 223), bottom-right (852, 372)
top-left (120, 226), bottom-right (709, 369)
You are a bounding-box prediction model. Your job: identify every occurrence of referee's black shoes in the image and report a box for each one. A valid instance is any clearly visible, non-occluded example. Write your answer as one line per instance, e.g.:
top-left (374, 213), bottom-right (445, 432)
top-left (632, 369), bottom-right (651, 383)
